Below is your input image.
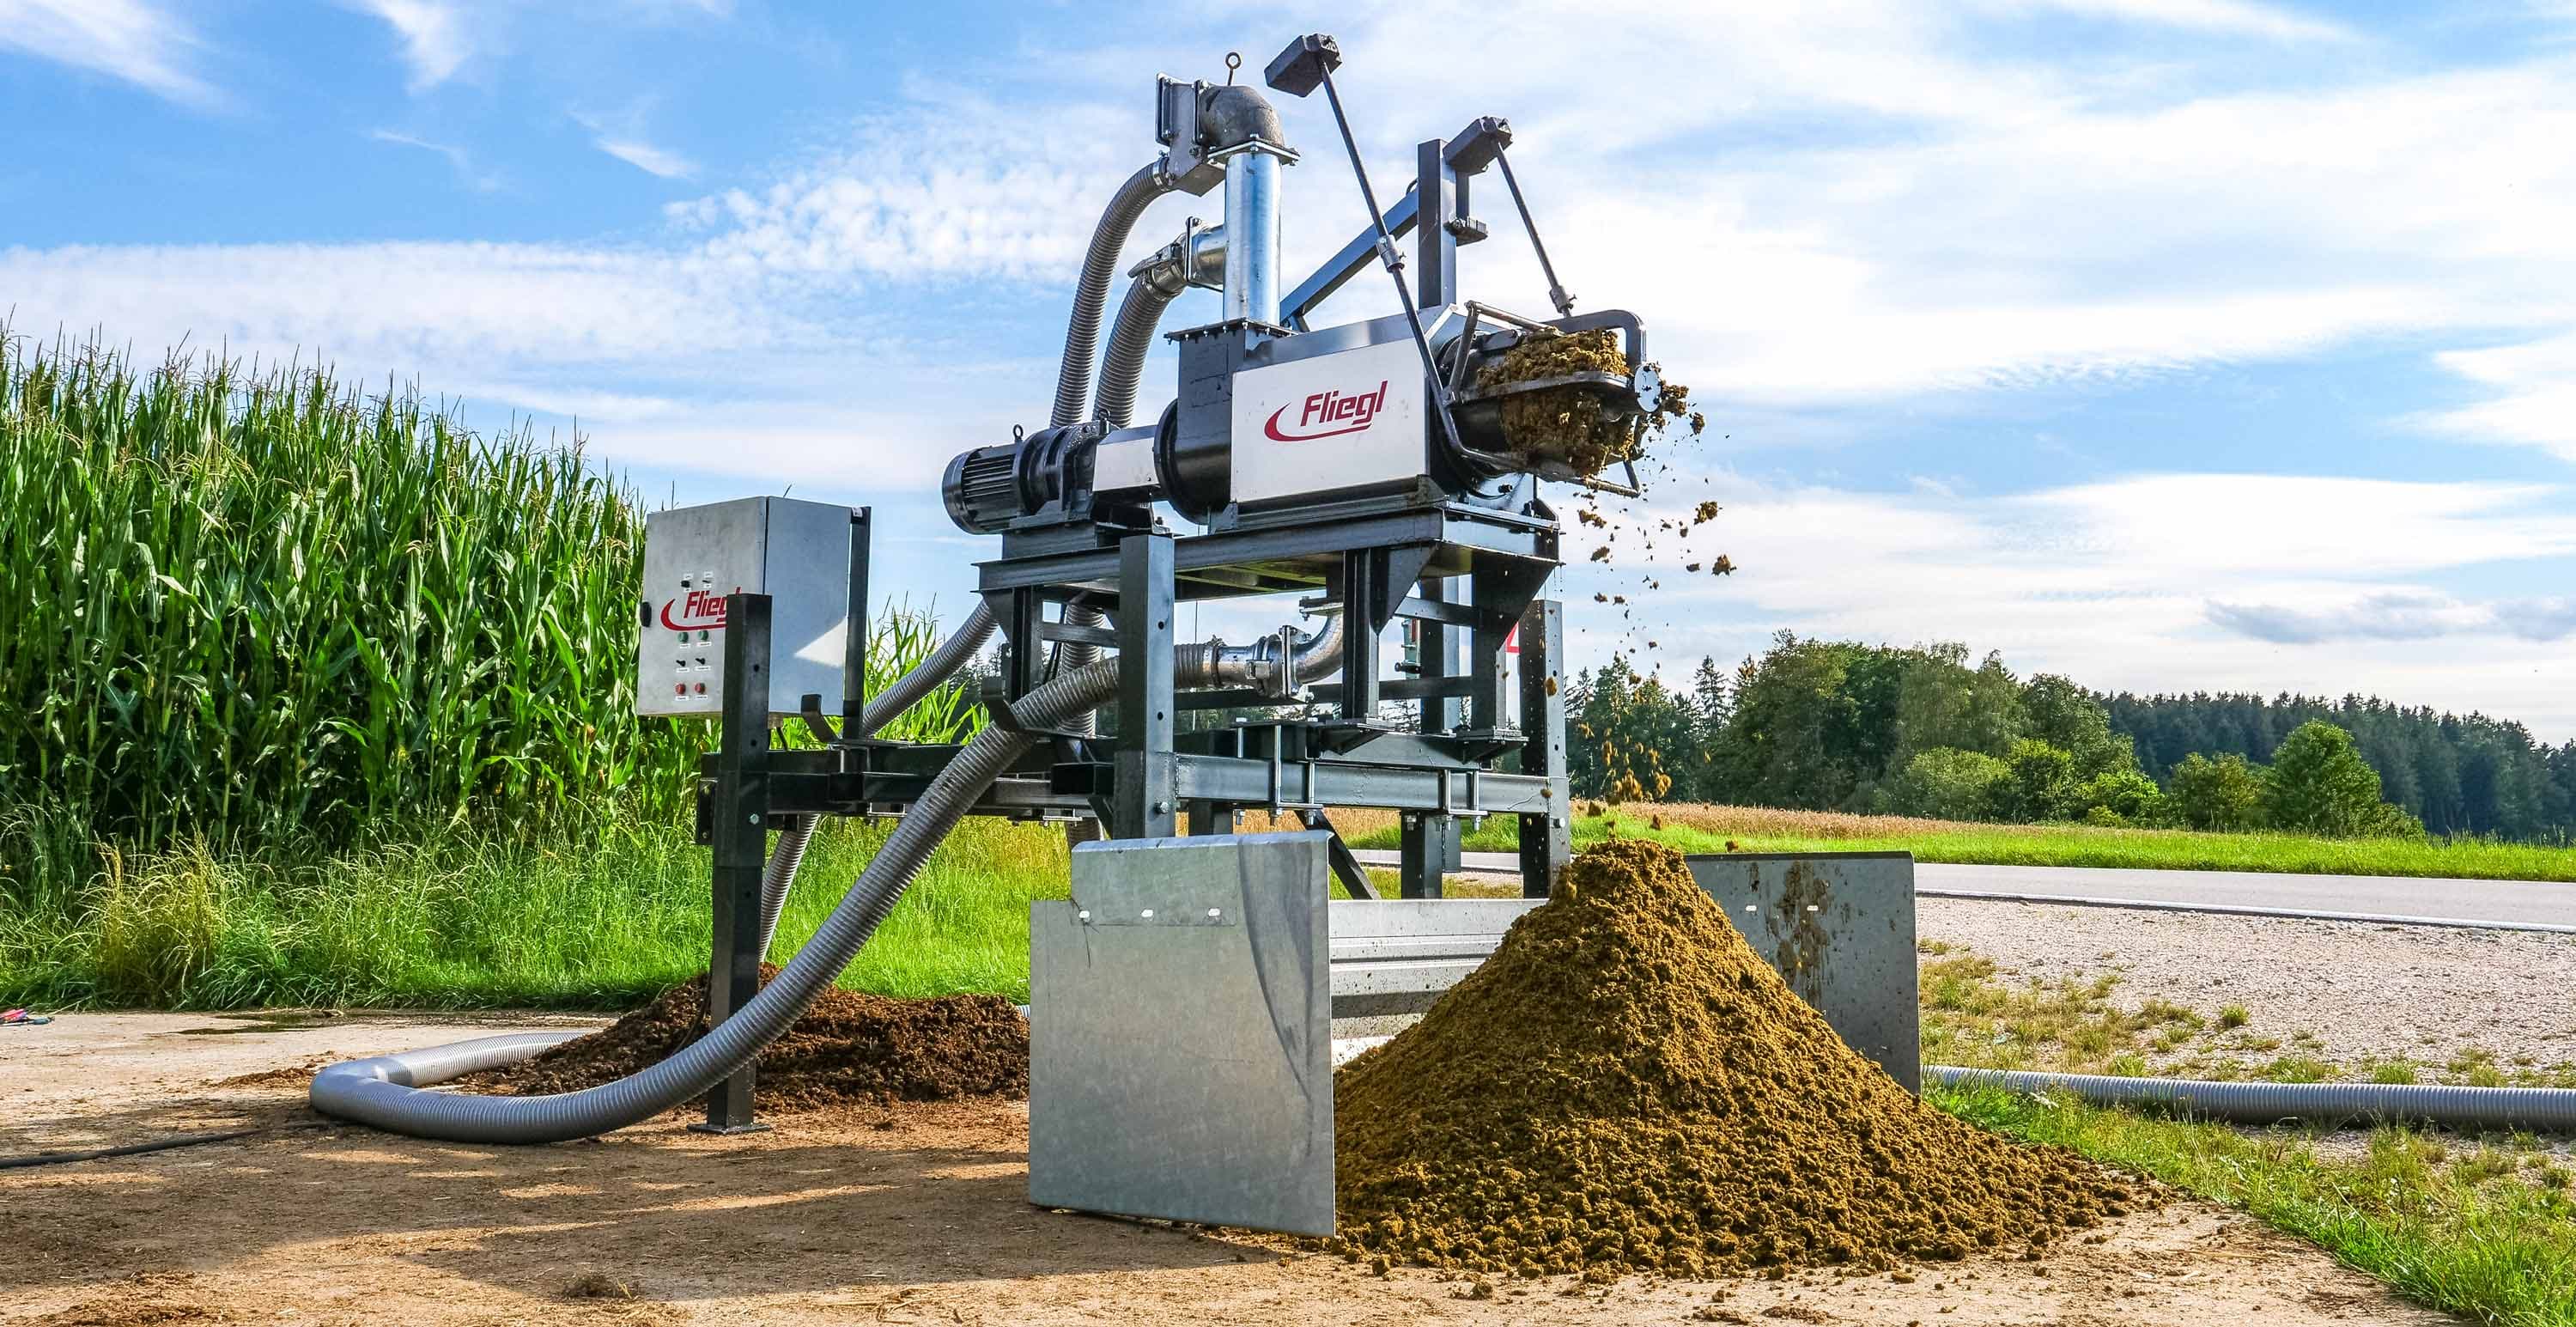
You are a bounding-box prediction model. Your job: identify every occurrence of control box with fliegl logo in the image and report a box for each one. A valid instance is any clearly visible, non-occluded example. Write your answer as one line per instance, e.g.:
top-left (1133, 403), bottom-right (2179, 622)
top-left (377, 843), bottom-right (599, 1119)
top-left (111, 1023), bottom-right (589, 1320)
top-left (636, 496), bottom-right (857, 719)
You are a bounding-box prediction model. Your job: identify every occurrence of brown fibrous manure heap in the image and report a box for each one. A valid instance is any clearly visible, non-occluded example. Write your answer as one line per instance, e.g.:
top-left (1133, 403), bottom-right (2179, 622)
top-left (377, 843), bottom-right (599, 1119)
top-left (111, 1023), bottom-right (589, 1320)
top-left (1476, 327), bottom-right (1704, 478)
top-left (467, 965), bottom-right (1028, 1111)
top-left (1333, 839), bottom-right (2143, 1278)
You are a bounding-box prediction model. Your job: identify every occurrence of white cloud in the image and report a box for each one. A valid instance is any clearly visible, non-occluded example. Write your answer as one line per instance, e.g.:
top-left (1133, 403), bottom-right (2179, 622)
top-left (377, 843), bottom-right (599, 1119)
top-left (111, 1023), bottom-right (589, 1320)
top-left (348, 0), bottom-right (737, 94)
top-left (0, 0), bottom-right (219, 107)
top-left (352, 0), bottom-right (474, 92)
top-left (596, 136), bottom-right (696, 180)
top-left (1571, 473), bottom-right (2576, 737)
top-left (573, 105), bottom-right (698, 180)
top-left (2205, 593), bottom-right (2530, 644)
top-left (13, 2), bottom-right (2576, 740)
top-left (0, 239), bottom-right (770, 374)
top-left (2415, 330), bottom-right (2576, 461)
top-left (1994, 0), bottom-right (2354, 41)
top-left (367, 129), bottom-right (501, 192)
top-left (673, 94), bottom-right (1146, 283)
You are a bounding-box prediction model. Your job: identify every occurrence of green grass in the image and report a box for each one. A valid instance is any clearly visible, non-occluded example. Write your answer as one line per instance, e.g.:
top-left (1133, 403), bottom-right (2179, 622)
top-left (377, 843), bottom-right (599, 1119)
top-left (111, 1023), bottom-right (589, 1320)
top-left (0, 813), bottom-right (1066, 1010)
top-left (1340, 805), bottom-right (2576, 883)
top-left (1935, 1083), bottom-right (2576, 1326)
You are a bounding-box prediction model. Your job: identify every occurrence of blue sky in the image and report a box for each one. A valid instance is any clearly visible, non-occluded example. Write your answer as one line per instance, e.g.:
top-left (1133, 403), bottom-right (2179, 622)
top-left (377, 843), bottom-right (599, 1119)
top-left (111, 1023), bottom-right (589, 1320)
top-left (7, 0), bottom-right (2576, 739)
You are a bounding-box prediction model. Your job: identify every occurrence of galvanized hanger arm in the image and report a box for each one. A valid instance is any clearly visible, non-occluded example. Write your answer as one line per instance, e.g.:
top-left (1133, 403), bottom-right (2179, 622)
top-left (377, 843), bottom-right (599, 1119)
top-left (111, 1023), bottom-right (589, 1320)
top-left (1265, 33), bottom-right (1467, 466)
top-left (1493, 147), bottom-right (1574, 319)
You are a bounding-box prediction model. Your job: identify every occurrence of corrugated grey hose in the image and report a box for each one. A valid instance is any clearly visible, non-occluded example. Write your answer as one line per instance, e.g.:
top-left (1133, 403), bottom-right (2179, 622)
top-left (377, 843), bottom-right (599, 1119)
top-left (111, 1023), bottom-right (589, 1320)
top-left (755, 602), bottom-right (999, 954)
top-left (1929, 1067), bottom-right (2576, 1132)
top-left (1050, 271), bottom-right (1180, 740)
top-left (1054, 601), bottom-right (1106, 740)
top-left (312, 658), bottom-right (1123, 1144)
top-left (1094, 272), bottom-right (1181, 429)
top-left (1050, 163), bottom-right (1174, 429)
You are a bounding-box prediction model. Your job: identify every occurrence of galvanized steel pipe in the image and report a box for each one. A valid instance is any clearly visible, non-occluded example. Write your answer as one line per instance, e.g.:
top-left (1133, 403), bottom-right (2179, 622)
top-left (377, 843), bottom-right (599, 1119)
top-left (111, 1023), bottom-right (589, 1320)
top-left (1222, 148), bottom-right (1285, 326)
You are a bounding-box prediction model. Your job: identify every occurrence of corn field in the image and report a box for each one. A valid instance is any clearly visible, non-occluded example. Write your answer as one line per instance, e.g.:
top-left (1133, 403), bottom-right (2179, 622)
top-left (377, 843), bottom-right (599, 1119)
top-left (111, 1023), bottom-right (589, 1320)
top-left (0, 334), bottom-right (975, 917)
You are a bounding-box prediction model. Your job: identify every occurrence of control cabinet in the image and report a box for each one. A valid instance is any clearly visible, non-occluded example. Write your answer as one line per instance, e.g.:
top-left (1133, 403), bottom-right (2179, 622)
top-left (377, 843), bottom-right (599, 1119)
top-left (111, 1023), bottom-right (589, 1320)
top-left (636, 496), bottom-right (860, 718)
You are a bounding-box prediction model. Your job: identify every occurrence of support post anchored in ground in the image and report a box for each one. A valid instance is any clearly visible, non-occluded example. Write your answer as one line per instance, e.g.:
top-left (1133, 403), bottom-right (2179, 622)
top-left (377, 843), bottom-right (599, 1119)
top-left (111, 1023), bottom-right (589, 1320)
top-left (1516, 597), bottom-right (1569, 898)
top-left (696, 590), bottom-right (773, 1135)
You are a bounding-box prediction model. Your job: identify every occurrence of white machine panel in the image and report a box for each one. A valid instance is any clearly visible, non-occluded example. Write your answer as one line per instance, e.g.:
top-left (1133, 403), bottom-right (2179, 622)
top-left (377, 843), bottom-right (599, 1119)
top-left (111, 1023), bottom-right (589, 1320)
top-left (1092, 433), bottom-right (1159, 492)
top-left (636, 496), bottom-right (855, 719)
top-left (1228, 337), bottom-right (1424, 506)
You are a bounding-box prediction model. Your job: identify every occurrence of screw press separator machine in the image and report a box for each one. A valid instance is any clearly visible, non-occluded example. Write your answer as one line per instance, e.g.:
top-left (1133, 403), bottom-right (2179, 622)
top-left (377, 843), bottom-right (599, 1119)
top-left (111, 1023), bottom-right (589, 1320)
top-left (655, 33), bottom-right (1658, 1225)
top-left (313, 33), bottom-right (1928, 1237)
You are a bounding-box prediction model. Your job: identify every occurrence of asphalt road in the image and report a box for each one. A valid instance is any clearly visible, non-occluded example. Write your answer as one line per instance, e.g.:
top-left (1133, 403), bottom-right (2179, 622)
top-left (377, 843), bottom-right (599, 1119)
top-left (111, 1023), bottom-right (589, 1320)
top-left (1355, 849), bottom-right (2576, 930)
top-left (1910, 861), bottom-right (2576, 929)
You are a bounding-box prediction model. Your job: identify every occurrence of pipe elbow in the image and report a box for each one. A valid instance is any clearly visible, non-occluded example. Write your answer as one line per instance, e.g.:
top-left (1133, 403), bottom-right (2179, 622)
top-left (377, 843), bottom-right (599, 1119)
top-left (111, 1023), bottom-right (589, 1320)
top-left (1200, 84), bottom-right (1286, 154)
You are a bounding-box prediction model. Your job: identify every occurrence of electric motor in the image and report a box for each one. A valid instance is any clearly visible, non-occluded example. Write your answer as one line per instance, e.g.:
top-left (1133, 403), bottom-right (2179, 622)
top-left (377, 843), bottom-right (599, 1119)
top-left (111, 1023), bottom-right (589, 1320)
top-left (942, 443), bottom-right (1022, 534)
top-left (941, 423), bottom-right (1115, 534)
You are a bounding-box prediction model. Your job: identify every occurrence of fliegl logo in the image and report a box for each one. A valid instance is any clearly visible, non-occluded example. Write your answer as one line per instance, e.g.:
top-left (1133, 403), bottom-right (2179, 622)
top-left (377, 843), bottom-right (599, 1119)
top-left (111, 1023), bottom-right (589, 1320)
top-left (1264, 380), bottom-right (1391, 442)
top-left (659, 588), bottom-right (733, 631)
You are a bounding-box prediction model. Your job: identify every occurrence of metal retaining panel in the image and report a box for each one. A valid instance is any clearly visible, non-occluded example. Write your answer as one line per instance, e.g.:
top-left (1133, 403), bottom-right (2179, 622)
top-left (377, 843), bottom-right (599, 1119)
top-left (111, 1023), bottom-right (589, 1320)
top-left (1685, 852), bottom-right (1920, 1093)
top-left (1028, 831), bottom-right (1336, 1235)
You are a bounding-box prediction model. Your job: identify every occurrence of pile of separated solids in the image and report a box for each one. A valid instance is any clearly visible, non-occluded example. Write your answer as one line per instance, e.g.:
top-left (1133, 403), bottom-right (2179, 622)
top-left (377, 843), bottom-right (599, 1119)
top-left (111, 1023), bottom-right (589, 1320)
top-left (468, 965), bottom-right (1027, 1111)
top-left (1333, 839), bottom-right (2142, 1277)
top-left (1474, 326), bottom-right (1703, 478)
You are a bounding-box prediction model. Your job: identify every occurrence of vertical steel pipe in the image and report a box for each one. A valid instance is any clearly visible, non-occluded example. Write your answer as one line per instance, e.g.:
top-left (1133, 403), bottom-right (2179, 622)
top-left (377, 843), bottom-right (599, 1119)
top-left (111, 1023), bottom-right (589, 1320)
top-left (1224, 149), bottom-right (1285, 326)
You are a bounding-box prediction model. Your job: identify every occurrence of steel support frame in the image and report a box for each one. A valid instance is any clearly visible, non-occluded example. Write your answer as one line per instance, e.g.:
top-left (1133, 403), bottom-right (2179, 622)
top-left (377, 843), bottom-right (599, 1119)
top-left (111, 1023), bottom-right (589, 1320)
top-left (975, 501), bottom-right (1548, 603)
top-left (1417, 137), bottom-right (1461, 311)
top-left (947, 502), bottom-right (1566, 898)
top-left (1113, 533), bottom-right (1177, 838)
top-left (696, 591), bottom-right (773, 1134)
top-left (1282, 116), bottom-right (1511, 329)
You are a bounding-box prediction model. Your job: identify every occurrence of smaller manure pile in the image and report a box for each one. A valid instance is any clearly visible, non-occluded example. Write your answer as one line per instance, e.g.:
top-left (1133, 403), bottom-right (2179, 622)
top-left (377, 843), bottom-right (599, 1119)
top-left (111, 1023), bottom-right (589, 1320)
top-left (469, 966), bottom-right (1027, 1111)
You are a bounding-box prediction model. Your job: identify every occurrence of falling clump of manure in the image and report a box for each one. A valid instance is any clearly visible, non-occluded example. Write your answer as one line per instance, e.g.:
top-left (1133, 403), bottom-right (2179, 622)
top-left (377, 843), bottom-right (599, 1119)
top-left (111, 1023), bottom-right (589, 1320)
top-left (1332, 839), bottom-right (2144, 1278)
top-left (1477, 327), bottom-right (1703, 478)
top-left (466, 965), bottom-right (1027, 1111)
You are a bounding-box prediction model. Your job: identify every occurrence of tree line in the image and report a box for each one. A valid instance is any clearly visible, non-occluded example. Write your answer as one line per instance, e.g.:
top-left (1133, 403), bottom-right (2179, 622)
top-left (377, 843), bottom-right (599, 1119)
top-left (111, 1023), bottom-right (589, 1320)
top-left (1565, 632), bottom-right (2576, 843)
top-left (2099, 690), bottom-right (2576, 843)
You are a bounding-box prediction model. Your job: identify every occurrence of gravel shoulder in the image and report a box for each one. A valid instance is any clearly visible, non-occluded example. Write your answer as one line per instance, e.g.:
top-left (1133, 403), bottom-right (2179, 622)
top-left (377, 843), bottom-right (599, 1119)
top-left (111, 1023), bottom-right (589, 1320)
top-left (1920, 898), bottom-right (2576, 1078)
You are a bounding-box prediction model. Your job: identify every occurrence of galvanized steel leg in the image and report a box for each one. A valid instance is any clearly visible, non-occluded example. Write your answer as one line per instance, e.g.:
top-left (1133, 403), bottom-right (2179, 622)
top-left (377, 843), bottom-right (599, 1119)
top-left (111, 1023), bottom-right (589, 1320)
top-left (1398, 810), bottom-right (1461, 899)
top-left (1114, 533), bottom-right (1176, 839)
top-left (1402, 575), bottom-right (1461, 898)
top-left (1516, 598), bottom-right (1570, 898)
top-left (1338, 548), bottom-right (1382, 721)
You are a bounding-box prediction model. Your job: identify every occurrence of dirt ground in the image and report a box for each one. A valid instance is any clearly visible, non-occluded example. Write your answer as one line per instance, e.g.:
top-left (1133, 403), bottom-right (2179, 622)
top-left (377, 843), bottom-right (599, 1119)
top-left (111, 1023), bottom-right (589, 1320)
top-left (0, 1012), bottom-right (2458, 1326)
